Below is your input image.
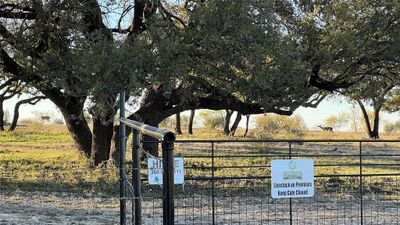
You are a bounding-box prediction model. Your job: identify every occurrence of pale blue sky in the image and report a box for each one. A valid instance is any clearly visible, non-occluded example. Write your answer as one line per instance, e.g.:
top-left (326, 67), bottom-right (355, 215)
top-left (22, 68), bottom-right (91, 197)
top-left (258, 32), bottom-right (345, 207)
top-left (294, 97), bottom-right (399, 131)
top-left (3, 94), bottom-right (399, 131)
top-left (3, 96), bottom-right (63, 121)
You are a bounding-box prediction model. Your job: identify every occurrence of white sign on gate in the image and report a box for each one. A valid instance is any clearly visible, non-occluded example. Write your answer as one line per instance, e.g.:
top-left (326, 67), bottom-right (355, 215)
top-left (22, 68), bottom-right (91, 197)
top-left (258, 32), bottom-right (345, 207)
top-left (271, 159), bottom-right (314, 199)
top-left (148, 157), bottom-right (184, 185)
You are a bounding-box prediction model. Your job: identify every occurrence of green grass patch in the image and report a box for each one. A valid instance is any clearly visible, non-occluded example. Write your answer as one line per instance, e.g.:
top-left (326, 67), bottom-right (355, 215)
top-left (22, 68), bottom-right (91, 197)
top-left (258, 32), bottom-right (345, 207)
top-left (1, 124), bottom-right (400, 198)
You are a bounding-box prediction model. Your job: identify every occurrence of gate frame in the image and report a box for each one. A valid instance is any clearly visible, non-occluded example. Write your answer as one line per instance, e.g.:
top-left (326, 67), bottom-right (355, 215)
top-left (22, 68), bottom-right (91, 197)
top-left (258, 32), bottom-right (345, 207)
top-left (119, 91), bottom-right (400, 224)
top-left (173, 138), bottom-right (400, 224)
top-left (119, 91), bottom-right (176, 225)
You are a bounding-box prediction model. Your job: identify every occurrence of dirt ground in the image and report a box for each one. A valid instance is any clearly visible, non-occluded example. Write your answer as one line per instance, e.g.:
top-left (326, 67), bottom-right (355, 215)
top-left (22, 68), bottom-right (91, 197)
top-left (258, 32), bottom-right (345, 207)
top-left (1, 191), bottom-right (400, 225)
top-left (0, 191), bottom-right (120, 225)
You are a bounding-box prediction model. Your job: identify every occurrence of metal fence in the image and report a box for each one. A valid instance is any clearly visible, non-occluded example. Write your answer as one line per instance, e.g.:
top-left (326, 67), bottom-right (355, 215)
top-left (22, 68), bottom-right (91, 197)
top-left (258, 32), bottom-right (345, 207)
top-left (135, 139), bottom-right (400, 225)
top-left (2, 133), bottom-right (400, 224)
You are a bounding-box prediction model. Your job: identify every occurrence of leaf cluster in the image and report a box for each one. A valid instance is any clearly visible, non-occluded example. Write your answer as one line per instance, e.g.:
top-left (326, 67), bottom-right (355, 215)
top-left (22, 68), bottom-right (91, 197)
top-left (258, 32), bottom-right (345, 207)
top-left (1, 0), bottom-right (399, 118)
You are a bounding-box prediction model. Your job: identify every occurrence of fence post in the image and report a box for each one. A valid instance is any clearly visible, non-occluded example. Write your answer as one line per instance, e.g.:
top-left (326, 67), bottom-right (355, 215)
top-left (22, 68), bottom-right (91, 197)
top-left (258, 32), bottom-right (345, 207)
top-left (132, 129), bottom-right (142, 225)
top-left (359, 142), bottom-right (363, 225)
top-left (119, 91), bottom-right (126, 225)
top-left (119, 118), bottom-right (175, 224)
top-left (211, 142), bottom-right (216, 225)
top-left (288, 142), bottom-right (293, 225)
top-left (162, 140), bottom-right (175, 225)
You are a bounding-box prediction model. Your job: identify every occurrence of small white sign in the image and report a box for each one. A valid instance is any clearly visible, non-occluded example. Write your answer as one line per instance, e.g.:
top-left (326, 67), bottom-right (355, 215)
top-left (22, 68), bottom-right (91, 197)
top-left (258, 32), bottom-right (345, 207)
top-left (271, 159), bottom-right (314, 199)
top-left (148, 157), bottom-right (184, 185)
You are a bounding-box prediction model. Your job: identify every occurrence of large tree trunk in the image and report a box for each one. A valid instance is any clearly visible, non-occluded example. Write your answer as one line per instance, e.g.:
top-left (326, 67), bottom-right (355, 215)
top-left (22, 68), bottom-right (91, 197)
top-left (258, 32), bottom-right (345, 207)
top-left (45, 92), bottom-right (92, 158)
top-left (358, 100), bottom-right (373, 138)
top-left (0, 100), bottom-right (4, 131)
top-left (90, 117), bottom-right (114, 166)
top-left (109, 124), bottom-right (132, 165)
top-left (188, 109), bottom-right (195, 134)
top-left (224, 110), bottom-right (233, 135)
top-left (8, 101), bottom-right (20, 131)
top-left (358, 100), bottom-right (380, 139)
top-left (46, 90), bottom-right (117, 165)
top-left (61, 109), bottom-right (92, 158)
top-left (243, 115), bottom-right (250, 137)
top-left (175, 113), bottom-right (182, 135)
top-left (110, 125), bottom-right (120, 165)
top-left (229, 112), bottom-right (242, 136)
top-left (41, 88), bottom-right (93, 158)
top-left (371, 106), bottom-right (381, 139)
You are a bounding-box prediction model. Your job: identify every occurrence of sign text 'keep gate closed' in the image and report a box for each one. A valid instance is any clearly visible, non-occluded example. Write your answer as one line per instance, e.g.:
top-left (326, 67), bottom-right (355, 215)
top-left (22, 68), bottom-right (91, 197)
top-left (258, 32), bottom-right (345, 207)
top-left (271, 159), bottom-right (314, 198)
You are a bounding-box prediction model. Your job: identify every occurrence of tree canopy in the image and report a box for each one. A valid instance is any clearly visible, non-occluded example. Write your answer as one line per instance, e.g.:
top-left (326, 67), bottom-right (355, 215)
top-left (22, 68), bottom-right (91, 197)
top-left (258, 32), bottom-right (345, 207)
top-left (0, 0), bottom-right (399, 163)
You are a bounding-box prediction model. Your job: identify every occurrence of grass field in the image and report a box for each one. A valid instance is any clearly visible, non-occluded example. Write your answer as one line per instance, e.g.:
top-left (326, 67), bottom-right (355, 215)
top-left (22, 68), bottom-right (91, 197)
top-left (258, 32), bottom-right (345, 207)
top-left (0, 123), bottom-right (119, 196)
top-left (2, 123), bottom-right (400, 224)
top-left (1, 123), bottom-right (400, 196)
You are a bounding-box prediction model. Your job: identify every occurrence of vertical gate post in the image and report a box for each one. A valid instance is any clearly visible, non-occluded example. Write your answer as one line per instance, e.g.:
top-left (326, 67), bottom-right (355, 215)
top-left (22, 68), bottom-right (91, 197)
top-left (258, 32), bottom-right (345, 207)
top-left (119, 117), bottom-right (175, 225)
top-left (162, 140), bottom-right (175, 225)
top-left (288, 142), bottom-right (293, 225)
top-left (211, 142), bottom-right (216, 225)
top-left (119, 91), bottom-right (127, 225)
top-left (359, 142), bottom-right (363, 225)
top-left (132, 129), bottom-right (142, 225)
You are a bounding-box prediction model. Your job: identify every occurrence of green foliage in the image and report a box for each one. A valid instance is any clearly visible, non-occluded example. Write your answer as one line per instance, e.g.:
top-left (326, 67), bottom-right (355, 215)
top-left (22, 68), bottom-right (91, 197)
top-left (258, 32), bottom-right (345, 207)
top-left (331, 0), bottom-right (400, 125)
top-left (384, 89), bottom-right (400, 112)
top-left (198, 110), bottom-right (225, 130)
top-left (254, 114), bottom-right (306, 139)
top-left (2, 0), bottom-right (400, 127)
top-left (185, 0), bottom-right (317, 110)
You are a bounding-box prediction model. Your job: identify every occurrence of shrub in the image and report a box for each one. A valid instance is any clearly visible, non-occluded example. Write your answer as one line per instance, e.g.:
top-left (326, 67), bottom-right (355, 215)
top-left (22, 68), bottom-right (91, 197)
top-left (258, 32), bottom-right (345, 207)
top-left (254, 114), bottom-right (306, 138)
top-left (199, 110), bottom-right (225, 130)
top-left (384, 121), bottom-right (400, 134)
top-left (324, 113), bottom-right (349, 132)
top-left (54, 118), bottom-right (65, 124)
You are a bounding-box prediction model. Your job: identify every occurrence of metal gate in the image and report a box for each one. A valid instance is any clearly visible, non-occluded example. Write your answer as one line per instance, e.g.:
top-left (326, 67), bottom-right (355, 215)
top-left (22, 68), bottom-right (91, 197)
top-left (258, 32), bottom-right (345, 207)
top-left (120, 90), bottom-right (400, 225)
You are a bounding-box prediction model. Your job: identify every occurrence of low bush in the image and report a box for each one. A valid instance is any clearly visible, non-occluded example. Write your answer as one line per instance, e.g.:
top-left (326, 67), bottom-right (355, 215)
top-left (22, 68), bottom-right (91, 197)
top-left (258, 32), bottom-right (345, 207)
top-left (199, 110), bottom-right (225, 130)
top-left (384, 120), bottom-right (400, 134)
top-left (254, 114), bottom-right (306, 139)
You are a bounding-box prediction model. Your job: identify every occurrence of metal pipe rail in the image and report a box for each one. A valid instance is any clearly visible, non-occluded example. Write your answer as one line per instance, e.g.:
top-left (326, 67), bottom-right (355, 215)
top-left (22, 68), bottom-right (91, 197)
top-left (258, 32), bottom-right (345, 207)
top-left (119, 91), bottom-right (176, 225)
top-left (120, 118), bottom-right (175, 143)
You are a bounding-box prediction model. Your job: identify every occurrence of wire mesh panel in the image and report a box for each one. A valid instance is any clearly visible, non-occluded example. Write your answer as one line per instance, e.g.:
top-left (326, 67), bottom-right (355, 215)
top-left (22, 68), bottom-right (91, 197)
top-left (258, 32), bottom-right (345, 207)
top-left (361, 176), bottom-right (400, 225)
top-left (3, 138), bottom-right (400, 224)
top-left (163, 140), bottom-right (400, 225)
top-left (361, 143), bottom-right (400, 225)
